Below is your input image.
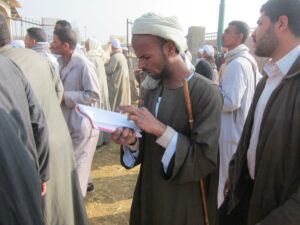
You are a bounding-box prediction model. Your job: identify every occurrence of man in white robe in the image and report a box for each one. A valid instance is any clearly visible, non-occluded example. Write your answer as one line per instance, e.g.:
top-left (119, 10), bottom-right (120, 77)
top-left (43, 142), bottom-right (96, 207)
top-left (218, 20), bottom-right (260, 207)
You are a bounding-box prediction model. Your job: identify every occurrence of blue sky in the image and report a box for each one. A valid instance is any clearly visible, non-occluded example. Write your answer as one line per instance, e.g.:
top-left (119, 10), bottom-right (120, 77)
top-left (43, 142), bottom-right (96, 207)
top-left (19, 0), bottom-right (265, 43)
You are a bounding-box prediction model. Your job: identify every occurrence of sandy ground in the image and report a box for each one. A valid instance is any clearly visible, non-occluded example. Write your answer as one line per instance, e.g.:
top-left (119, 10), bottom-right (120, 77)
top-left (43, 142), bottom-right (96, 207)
top-left (85, 142), bottom-right (139, 225)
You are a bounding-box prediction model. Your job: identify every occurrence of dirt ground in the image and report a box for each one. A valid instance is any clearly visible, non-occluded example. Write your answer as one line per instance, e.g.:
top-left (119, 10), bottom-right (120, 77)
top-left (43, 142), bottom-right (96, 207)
top-left (85, 142), bottom-right (139, 225)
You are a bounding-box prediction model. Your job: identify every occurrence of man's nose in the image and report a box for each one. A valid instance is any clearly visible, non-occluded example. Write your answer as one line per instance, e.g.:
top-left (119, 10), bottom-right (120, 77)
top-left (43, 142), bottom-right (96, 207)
top-left (138, 60), bottom-right (145, 70)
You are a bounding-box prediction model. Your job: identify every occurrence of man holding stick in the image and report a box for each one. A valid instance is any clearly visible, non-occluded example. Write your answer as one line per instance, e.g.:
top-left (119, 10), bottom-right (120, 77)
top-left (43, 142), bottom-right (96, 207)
top-left (111, 12), bottom-right (222, 225)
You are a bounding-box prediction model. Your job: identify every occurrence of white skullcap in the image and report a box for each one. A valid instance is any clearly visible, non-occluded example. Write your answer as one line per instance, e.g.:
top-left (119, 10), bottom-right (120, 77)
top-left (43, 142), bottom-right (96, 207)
top-left (203, 45), bottom-right (214, 57)
top-left (11, 40), bottom-right (25, 48)
top-left (198, 48), bottom-right (204, 54)
top-left (132, 12), bottom-right (187, 53)
top-left (111, 38), bottom-right (122, 49)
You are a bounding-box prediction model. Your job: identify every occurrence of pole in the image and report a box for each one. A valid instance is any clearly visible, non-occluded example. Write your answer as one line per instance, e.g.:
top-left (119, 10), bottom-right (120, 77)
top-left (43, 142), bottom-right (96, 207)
top-left (183, 80), bottom-right (210, 225)
top-left (217, 0), bottom-right (225, 56)
top-left (126, 18), bottom-right (129, 49)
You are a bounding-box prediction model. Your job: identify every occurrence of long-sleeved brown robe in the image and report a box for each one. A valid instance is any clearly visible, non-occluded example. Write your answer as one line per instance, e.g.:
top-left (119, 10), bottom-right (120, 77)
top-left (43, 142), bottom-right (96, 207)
top-left (122, 74), bottom-right (222, 225)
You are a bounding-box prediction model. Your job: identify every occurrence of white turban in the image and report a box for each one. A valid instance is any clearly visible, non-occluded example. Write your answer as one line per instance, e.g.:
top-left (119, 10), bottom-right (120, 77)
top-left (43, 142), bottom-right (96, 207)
top-left (132, 12), bottom-right (187, 53)
top-left (111, 38), bottom-right (122, 49)
top-left (198, 48), bottom-right (204, 54)
top-left (203, 45), bottom-right (214, 57)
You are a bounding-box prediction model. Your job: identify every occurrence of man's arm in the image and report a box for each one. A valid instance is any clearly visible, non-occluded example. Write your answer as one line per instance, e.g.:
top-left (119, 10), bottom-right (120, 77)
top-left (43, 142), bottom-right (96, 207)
top-left (22, 75), bottom-right (50, 183)
top-left (105, 55), bottom-right (118, 75)
top-left (257, 187), bottom-right (300, 225)
top-left (118, 82), bottom-right (222, 183)
top-left (221, 60), bottom-right (248, 112)
top-left (63, 63), bottom-right (100, 108)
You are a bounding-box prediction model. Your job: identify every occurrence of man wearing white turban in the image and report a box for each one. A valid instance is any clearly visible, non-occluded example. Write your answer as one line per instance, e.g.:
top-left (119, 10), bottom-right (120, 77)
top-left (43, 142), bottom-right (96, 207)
top-left (111, 12), bottom-right (222, 225)
top-left (105, 38), bottom-right (131, 111)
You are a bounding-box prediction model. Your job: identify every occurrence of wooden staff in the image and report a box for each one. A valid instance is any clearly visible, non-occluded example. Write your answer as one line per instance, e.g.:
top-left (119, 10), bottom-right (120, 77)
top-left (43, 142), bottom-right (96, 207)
top-left (183, 79), bottom-right (210, 225)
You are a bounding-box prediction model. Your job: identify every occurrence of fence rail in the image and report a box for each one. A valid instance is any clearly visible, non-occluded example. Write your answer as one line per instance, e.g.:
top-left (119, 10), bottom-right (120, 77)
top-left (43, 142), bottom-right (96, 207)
top-left (204, 28), bottom-right (255, 41)
top-left (10, 17), bottom-right (55, 40)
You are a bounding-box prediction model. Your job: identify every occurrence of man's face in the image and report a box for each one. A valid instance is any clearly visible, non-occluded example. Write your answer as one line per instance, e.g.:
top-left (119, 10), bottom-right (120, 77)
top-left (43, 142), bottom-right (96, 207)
top-left (51, 34), bottom-right (64, 55)
top-left (24, 34), bottom-right (35, 48)
top-left (252, 13), bottom-right (279, 58)
top-left (132, 35), bottom-right (171, 80)
top-left (222, 25), bottom-right (242, 50)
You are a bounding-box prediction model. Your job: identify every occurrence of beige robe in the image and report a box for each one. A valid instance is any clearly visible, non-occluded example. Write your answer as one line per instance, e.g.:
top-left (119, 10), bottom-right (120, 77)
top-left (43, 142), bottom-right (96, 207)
top-left (105, 50), bottom-right (131, 111)
top-left (0, 45), bottom-right (89, 225)
top-left (86, 53), bottom-right (111, 145)
top-left (59, 52), bottom-right (100, 197)
top-left (126, 56), bottom-right (139, 102)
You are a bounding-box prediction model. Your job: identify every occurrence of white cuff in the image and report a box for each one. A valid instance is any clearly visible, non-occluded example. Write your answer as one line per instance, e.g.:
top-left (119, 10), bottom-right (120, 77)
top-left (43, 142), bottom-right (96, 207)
top-left (156, 126), bottom-right (176, 148)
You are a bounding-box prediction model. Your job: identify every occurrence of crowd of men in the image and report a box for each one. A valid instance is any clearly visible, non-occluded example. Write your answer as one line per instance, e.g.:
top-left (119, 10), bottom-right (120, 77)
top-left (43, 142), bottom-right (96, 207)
top-left (0, 0), bottom-right (300, 224)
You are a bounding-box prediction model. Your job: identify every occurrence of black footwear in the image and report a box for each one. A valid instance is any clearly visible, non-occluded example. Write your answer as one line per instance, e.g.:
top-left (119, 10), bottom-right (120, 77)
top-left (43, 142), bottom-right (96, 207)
top-left (87, 183), bottom-right (95, 193)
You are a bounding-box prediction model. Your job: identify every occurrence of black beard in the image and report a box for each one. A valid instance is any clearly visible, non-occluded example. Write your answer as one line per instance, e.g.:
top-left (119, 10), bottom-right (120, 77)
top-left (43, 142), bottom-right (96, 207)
top-left (153, 66), bottom-right (171, 80)
top-left (255, 26), bottom-right (278, 58)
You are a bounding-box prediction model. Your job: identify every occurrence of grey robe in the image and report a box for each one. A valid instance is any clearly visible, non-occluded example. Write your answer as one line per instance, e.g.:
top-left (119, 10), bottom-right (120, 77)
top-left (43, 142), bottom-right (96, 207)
top-left (0, 108), bottom-right (44, 225)
top-left (105, 51), bottom-right (131, 111)
top-left (0, 54), bottom-right (49, 182)
top-left (224, 56), bottom-right (300, 225)
top-left (59, 52), bottom-right (100, 197)
top-left (0, 45), bottom-right (89, 225)
top-left (122, 74), bottom-right (222, 225)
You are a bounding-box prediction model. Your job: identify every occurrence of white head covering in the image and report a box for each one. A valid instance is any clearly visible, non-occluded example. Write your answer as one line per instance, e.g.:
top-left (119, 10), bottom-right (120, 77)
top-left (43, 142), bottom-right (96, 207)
top-left (132, 12), bottom-right (187, 53)
top-left (86, 37), bottom-right (108, 60)
top-left (111, 38), bottom-right (122, 49)
top-left (198, 48), bottom-right (204, 54)
top-left (11, 40), bottom-right (25, 48)
top-left (203, 45), bottom-right (214, 57)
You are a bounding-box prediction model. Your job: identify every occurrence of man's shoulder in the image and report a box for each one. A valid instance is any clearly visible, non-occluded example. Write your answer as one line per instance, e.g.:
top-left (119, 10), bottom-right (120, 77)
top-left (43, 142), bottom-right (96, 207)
top-left (2, 46), bottom-right (40, 59)
top-left (228, 52), bottom-right (255, 67)
top-left (192, 73), bottom-right (220, 92)
top-left (2, 47), bottom-right (51, 69)
top-left (72, 53), bottom-right (91, 67)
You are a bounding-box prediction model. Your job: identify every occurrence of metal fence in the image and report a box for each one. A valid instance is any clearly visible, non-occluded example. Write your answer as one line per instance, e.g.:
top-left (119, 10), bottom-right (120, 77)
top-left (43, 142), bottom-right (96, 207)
top-left (204, 28), bottom-right (255, 42)
top-left (10, 17), bottom-right (55, 41)
top-left (11, 17), bottom-right (42, 40)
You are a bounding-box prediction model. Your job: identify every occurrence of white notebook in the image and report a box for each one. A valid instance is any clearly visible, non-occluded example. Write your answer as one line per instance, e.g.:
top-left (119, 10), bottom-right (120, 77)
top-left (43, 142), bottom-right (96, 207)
top-left (75, 104), bottom-right (142, 137)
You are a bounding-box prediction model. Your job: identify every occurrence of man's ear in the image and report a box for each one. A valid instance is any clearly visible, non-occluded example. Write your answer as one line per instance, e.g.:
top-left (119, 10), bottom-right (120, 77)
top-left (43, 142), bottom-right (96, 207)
top-left (163, 41), bottom-right (177, 57)
top-left (276, 15), bottom-right (289, 33)
top-left (63, 42), bottom-right (70, 50)
top-left (237, 33), bottom-right (244, 44)
top-left (31, 39), bottom-right (37, 46)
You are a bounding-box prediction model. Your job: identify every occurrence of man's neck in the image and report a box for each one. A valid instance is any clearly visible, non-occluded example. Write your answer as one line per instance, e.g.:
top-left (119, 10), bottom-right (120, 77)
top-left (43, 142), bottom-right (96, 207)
top-left (62, 51), bottom-right (74, 66)
top-left (226, 43), bottom-right (242, 52)
top-left (271, 39), bottom-right (300, 63)
top-left (162, 62), bottom-right (191, 89)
